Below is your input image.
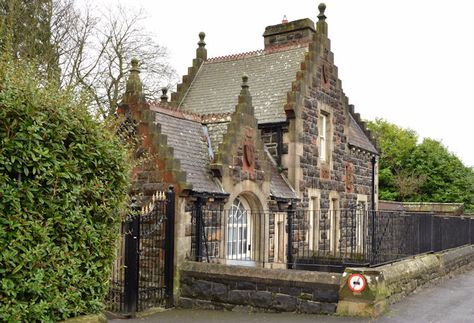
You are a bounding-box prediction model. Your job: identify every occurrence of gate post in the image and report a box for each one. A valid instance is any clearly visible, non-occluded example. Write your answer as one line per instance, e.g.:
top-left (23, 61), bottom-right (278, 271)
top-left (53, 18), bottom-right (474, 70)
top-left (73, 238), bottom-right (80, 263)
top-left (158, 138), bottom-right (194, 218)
top-left (124, 199), bottom-right (140, 315)
top-left (164, 185), bottom-right (175, 307)
top-left (195, 197), bottom-right (204, 262)
top-left (286, 201), bottom-right (295, 269)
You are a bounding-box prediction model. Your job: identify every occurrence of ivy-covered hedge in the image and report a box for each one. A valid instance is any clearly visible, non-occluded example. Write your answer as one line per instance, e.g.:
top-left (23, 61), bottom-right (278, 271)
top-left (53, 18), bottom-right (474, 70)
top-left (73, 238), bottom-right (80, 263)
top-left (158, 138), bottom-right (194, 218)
top-left (0, 59), bottom-right (130, 322)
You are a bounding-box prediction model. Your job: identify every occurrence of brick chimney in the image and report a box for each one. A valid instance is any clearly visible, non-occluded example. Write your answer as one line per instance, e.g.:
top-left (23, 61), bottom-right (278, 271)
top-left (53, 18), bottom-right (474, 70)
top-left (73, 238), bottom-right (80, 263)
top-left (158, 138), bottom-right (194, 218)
top-left (263, 18), bottom-right (315, 49)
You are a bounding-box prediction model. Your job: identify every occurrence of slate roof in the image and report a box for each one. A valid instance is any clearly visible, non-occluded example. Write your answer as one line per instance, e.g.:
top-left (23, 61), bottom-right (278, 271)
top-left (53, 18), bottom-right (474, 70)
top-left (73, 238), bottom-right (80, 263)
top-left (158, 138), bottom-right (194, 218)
top-left (347, 113), bottom-right (378, 155)
top-left (155, 111), bottom-right (224, 194)
top-left (179, 45), bottom-right (308, 124)
top-left (269, 161), bottom-right (298, 200)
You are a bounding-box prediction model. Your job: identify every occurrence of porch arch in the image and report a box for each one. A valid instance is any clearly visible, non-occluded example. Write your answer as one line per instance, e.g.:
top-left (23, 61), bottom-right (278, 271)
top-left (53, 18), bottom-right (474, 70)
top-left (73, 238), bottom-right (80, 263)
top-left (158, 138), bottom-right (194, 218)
top-left (223, 180), bottom-right (269, 266)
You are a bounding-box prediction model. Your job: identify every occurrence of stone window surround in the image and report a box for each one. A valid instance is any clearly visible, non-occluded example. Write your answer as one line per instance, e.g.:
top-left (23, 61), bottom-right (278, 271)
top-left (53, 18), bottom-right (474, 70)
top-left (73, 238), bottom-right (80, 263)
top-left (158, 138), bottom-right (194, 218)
top-left (328, 191), bottom-right (340, 253)
top-left (307, 188), bottom-right (321, 251)
top-left (222, 181), bottom-right (269, 266)
top-left (318, 102), bottom-right (334, 171)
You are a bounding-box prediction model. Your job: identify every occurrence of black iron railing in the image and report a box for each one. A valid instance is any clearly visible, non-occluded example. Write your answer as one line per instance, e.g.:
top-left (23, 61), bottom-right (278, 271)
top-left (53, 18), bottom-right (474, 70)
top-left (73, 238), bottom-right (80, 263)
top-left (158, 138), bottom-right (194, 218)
top-left (190, 206), bottom-right (474, 272)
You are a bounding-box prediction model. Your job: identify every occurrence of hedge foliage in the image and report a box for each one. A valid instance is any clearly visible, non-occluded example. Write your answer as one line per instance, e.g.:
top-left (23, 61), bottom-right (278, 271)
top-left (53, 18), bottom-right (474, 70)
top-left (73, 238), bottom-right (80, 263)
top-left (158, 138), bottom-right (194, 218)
top-left (0, 59), bottom-right (131, 322)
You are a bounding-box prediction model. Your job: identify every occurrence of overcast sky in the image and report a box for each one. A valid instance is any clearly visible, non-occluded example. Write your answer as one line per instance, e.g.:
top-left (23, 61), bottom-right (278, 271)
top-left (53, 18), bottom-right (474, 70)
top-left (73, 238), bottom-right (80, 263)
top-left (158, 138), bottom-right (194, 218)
top-left (96, 0), bottom-right (474, 167)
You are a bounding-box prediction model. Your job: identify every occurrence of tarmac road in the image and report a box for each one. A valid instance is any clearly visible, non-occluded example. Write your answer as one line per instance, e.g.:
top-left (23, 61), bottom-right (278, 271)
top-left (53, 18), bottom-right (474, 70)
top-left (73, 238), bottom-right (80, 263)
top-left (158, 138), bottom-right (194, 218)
top-left (110, 267), bottom-right (474, 323)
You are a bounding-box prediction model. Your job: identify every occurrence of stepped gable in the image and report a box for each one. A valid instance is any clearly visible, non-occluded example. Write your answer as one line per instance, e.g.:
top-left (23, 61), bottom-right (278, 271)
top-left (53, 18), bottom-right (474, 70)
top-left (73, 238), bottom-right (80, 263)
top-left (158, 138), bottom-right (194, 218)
top-left (152, 107), bottom-right (224, 194)
top-left (171, 5), bottom-right (378, 155)
top-left (178, 43), bottom-right (310, 124)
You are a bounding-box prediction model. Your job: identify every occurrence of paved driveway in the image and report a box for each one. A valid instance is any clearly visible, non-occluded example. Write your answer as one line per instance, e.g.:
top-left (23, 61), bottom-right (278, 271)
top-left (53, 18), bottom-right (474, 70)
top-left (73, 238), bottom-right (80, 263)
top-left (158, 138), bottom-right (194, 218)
top-left (110, 267), bottom-right (474, 323)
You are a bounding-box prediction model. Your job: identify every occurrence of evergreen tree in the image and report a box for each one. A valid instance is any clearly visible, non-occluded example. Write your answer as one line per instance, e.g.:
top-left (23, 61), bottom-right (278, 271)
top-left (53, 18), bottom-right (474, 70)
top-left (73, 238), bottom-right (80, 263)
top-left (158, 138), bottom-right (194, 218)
top-left (367, 119), bottom-right (474, 210)
top-left (0, 0), bottom-right (59, 79)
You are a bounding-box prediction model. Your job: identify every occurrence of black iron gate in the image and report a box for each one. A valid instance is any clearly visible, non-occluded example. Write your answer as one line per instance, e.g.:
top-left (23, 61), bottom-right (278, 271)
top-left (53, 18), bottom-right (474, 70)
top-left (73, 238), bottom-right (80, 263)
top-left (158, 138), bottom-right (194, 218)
top-left (106, 186), bottom-right (175, 316)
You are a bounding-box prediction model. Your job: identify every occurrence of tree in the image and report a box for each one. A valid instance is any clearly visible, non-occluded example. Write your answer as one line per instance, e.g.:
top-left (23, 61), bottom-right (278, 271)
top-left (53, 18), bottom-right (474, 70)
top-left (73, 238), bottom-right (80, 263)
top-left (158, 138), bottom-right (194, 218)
top-left (408, 138), bottom-right (474, 207)
top-left (393, 170), bottom-right (426, 201)
top-left (0, 0), bottom-right (59, 79)
top-left (1, 0), bottom-right (178, 118)
top-left (367, 119), bottom-right (474, 210)
top-left (59, 3), bottom-right (177, 118)
top-left (367, 119), bottom-right (419, 201)
top-left (0, 55), bottom-right (130, 322)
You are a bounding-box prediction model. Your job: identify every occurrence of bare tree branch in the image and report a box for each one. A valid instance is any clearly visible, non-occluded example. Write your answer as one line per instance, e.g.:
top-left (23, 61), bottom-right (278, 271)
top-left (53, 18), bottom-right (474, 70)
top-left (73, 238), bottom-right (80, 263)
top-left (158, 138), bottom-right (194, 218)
top-left (51, 0), bottom-right (178, 118)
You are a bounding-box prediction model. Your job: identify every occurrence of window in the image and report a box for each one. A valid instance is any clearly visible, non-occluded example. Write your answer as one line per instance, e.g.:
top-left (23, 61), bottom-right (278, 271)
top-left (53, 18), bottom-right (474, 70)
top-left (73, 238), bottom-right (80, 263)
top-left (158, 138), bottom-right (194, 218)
top-left (319, 112), bottom-right (330, 162)
top-left (227, 197), bottom-right (251, 260)
top-left (329, 194), bottom-right (340, 253)
top-left (307, 189), bottom-right (321, 251)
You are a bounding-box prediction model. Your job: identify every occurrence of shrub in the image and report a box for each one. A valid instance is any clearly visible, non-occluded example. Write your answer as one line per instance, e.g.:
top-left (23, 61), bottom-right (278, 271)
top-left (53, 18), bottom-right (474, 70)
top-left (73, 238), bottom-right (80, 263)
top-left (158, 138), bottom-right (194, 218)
top-left (0, 59), bottom-right (130, 322)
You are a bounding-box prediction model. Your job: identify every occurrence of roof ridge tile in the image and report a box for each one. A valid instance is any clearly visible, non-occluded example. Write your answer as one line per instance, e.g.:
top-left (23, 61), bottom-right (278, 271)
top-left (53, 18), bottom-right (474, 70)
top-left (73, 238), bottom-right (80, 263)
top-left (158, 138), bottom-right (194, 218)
top-left (205, 40), bottom-right (310, 64)
top-left (149, 100), bottom-right (233, 124)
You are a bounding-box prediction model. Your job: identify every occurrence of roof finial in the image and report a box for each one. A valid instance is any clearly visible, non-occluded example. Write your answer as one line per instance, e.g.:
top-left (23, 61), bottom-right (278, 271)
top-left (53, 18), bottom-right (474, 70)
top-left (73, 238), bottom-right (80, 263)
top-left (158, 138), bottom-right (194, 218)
top-left (316, 3), bottom-right (328, 36)
top-left (237, 73), bottom-right (253, 114)
top-left (196, 32), bottom-right (207, 61)
top-left (160, 87), bottom-right (168, 103)
top-left (318, 3), bottom-right (326, 21)
top-left (282, 15), bottom-right (288, 24)
top-left (241, 73), bottom-right (249, 91)
top-left (198, 32), bottom-right (206, 48)
top-left (125, 58), bottom-right (143, 98)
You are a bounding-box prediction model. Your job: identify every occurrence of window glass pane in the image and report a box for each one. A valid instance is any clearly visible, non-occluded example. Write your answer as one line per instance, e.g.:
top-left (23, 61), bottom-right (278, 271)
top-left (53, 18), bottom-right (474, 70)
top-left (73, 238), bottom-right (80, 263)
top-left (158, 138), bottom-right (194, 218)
top-left (227, 197), bottom-right (249, 258)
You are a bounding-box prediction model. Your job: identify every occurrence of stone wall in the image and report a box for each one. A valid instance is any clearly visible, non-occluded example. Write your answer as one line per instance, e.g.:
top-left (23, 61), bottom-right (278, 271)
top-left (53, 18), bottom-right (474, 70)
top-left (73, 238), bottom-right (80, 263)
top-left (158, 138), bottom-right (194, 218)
top-left (337, 245), bottom-right (474, 317)
top-left (293, 37), bottom-right (376, 252)
top-left (178, 261), bottom-right (340, 314)
top-left (298, 58), bottom-right (375, 210)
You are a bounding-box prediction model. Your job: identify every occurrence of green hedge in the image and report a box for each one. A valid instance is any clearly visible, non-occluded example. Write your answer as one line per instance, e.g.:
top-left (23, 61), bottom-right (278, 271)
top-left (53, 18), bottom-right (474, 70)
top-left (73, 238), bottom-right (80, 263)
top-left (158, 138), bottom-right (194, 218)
top-left (0, 59), bottom-right (130, 322)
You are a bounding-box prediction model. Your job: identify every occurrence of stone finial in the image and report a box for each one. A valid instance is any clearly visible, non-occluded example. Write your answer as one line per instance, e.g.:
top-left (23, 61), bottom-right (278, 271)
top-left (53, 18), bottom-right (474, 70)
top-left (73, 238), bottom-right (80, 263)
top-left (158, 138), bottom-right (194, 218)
top-left (196, 32), bottom-right (207, 61)
top-left (131, 58), bottom-right (139, 72)
top-left (282, 15), bottom-right (288, 24)
top-left (238, 73), bottom-right (253, 113)
top-left (241, 73), bottom-right (249, 92)
top-left (318, 3), bottom-right (326, 21)
top-left (316, 3), bottom-right (328, 36)
top-left (125, 58), bottom-right (143, 98)
top-left (240, 73), bottom-right (250, 98)
top-left (198, 32), bottom-right (206, 47)
top-left (160, 87), bottom-right (168, 103)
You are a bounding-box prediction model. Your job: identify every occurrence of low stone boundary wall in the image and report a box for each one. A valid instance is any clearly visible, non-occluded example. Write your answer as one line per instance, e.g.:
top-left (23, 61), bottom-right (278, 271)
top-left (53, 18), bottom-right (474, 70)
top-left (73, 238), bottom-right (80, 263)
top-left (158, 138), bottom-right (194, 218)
top-left (337, 245), bottom-right (474, 317)
top-left (178, 261), bottom-right (341, 314)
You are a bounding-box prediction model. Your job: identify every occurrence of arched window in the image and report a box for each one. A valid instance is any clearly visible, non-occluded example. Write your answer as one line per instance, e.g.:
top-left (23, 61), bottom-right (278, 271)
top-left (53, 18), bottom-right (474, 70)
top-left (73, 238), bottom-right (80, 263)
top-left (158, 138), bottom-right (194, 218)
top-left (227, 197), bottom-right (250, 260)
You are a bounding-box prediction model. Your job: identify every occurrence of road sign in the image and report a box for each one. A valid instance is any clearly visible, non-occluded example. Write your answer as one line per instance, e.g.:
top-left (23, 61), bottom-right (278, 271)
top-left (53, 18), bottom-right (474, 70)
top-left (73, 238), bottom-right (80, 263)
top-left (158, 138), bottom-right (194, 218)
top-left (348, 273), bottom-right (366, 292)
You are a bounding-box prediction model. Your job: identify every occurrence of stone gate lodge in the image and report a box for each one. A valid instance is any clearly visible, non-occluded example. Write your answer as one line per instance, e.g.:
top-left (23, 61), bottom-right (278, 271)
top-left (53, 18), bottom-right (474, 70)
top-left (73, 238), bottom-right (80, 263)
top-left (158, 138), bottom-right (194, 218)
top-left (109, 2), bottom-right (474, 317)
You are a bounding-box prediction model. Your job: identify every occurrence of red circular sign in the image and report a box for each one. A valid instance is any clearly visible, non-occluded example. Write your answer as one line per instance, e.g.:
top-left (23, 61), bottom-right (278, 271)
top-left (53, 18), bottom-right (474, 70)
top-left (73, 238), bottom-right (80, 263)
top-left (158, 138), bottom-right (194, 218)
top-left (348, 273), bottom-right (366, 292)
